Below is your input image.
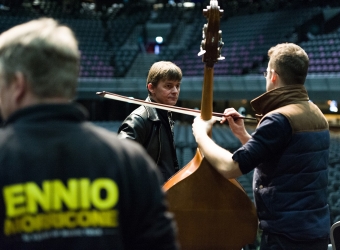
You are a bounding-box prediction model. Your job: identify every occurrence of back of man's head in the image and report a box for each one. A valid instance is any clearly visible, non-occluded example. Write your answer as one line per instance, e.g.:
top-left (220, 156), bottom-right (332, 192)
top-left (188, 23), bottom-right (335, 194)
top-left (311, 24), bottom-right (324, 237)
top-left (0, 18), bottom-right (80, 100)
top-left (268, 43), bottom-right (309, 85)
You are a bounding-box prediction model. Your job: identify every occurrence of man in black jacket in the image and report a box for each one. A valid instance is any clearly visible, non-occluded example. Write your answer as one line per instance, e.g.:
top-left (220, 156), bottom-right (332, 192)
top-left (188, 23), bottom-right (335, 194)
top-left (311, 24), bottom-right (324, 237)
top-left (0, 18), bottom-right (179, 250)
top-left (118, 61), bottom-right (182, 183)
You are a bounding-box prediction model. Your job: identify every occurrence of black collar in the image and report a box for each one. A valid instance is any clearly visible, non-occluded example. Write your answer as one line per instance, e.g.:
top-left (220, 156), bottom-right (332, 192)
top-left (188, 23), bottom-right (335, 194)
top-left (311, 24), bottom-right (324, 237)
top-left (4, 103), bottom-right (88, 126)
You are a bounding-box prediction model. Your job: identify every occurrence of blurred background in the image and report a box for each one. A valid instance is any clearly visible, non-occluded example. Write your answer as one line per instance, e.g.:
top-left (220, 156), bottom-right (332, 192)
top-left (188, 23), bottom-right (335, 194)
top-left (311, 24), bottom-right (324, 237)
top-left (1, 0), bottom-right (340, 230)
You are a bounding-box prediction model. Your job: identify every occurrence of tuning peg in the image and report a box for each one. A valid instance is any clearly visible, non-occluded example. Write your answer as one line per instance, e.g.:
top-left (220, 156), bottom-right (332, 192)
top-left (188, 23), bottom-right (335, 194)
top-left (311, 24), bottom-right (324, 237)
top-left (218, 36), bottom-right (224, 61)
top-left (201, 40), bottom-right (206, 50)
top-left (198, 50), bottom-right (206, 56)
top-left (203, 8), bottom-right (208, 18)
top-left (218, 31), bottom-right (224, 49)
top-left (198, 39), bottom-right (206, 56)
top-left (203, 24), bottom-right (207, 37)
top-left (217, 47), bottom-right (225, 60)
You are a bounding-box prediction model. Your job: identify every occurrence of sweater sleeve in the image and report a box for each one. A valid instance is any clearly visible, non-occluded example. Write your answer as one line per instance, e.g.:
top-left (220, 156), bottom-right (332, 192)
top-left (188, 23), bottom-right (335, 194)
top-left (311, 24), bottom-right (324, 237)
top-left (232, 113), bottom-right (292, 174)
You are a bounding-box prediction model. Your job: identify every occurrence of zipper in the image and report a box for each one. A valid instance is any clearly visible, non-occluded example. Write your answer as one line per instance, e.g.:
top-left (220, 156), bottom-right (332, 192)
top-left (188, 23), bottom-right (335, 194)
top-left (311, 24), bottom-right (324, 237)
top-left (156, 124), bottom-right (161, 165)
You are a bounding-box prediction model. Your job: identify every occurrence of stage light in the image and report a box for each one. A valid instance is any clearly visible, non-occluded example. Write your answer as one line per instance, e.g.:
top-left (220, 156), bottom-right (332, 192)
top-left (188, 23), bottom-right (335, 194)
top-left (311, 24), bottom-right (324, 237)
top-left (155, 36), bottom-right (163, 44)
top-left (329, 100), bottom-right (338, 112)
top-left (183, 2), bottom-right (195, 8)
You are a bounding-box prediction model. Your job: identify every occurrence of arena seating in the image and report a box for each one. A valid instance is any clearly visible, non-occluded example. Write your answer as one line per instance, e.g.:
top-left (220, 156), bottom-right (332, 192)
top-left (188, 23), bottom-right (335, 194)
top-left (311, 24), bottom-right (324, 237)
top-left (300, 30), bottom-right (340, 73)
top-left (2, 3), bottom-right (339, 77)
top-left (174, 6), bottom-right (323, 76)
top-left (65, 18), bottom-right (115, 78)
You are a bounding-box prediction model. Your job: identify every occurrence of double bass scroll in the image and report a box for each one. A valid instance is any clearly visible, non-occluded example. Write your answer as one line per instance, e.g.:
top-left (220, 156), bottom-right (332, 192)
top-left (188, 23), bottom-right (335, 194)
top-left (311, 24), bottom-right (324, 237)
top-left (163, 1), bottom-right (258, 249)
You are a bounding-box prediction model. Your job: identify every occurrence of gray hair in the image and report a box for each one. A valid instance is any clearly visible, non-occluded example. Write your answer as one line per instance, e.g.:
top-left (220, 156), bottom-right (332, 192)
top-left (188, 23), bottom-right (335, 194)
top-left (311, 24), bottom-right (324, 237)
top-left (0, 18), bottom-right (80, 99)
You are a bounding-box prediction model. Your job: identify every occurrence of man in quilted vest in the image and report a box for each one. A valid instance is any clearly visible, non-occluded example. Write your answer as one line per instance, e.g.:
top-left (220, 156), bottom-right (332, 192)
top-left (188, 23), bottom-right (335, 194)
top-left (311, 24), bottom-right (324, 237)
top-left (192, 43), bottom-right (330, 250)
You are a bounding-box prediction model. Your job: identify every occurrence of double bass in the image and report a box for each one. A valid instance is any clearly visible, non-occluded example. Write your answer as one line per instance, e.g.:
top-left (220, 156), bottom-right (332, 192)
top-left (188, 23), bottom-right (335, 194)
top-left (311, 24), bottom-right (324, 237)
top-left (96, 1), bottom-right (258, 248)
top-left (163, 1), bottom-right (258, 249)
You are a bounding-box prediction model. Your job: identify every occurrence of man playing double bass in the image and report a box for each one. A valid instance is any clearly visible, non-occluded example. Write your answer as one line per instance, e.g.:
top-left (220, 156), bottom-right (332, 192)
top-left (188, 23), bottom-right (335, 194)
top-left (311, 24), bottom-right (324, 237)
top-left (192, 43), bottom-right (330, 250)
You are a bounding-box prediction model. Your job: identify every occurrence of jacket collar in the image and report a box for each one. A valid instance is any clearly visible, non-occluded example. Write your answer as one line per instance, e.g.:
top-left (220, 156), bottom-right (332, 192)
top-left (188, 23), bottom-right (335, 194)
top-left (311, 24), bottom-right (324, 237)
top-left (250, 85), bottom-right (309, 118)
top-left (4, 103), bottom-right (88, 126)
top-left (144, 96), bottom-right (160, 122)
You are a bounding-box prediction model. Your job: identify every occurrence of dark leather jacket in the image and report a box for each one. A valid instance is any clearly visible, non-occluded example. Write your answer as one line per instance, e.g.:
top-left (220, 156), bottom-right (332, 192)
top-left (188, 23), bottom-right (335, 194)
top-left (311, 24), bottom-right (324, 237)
top-left (118, 97), bottom-right (179, 182)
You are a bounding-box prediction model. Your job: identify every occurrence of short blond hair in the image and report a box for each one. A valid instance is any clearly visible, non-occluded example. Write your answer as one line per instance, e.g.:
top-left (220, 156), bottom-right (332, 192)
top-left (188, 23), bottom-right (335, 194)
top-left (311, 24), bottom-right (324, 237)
top-left (146, 61), bottom-right (182, 95)
top-left (268, 43), bottom-right (309, 85)
top-left (0, 18), bottom-right (80, 99)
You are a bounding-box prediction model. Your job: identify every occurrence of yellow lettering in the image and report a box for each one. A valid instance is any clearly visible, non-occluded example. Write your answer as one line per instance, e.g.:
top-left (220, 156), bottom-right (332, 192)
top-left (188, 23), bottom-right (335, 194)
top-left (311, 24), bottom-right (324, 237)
top-left (65, 211), bottom-right (77, 228)
top-left (102, 210), bottom-right (119, 227)
top-left (38, 213), bottom-right (49, 231)
top-left (3, 184), bottom-right (26, 217)
top-left (53, 179), bottom-right (78, 210)
top-left (4, 219), bottom-right (16, 235)
top-left (21, 215), bottom-right (36, 233)
top-left (3, 210), bottom-right (118, 235)
top-left (2, 177), bottom-right (120, 228)
top-left (92, 209), bottom-right (104, 226)
top-left (79, 178), bottom-right (90, 209)
top-left (25, 181), bottom-right (51, 214)
top-left (51, 212), bottom-right (64, 229)
top-left (91, 179), bottom-right (118, 210)
top-left (77, 210), bottom-right (92, 227)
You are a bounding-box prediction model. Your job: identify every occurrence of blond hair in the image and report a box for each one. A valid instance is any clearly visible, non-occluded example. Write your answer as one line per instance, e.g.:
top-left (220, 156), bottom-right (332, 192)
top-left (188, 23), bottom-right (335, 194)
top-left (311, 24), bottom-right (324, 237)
top-left (268, 43), bottom-right (309, 85)
top-left (146, 61), bottom-right (182, 95)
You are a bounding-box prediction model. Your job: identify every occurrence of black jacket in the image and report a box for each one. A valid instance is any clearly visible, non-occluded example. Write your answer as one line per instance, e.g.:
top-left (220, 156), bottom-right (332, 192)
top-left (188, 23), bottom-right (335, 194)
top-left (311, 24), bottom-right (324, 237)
top-left (118, 97), bottom-right (179, 183)
top-left (0, 104), bottom-right (178, 250)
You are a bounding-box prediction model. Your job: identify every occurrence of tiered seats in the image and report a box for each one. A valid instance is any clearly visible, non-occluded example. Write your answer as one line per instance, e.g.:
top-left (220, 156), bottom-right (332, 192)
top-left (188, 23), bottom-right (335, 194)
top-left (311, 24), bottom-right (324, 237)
top-left (174, 7), bottom-right (322, 76)
top-left (108, 4), bottom-right (150, 77)
top-left (63, 18), bottom-right (114, 78)
top-left (111, 49), bottom-right (139, 77)
top-left (0, 11), bottom-right (38, 34)
top-left (0, 8), bottom-right (115, 79)
top-left (6, 3), bottom-right (337, 78)
top-left (300, 30), bottom-right (340, 74)
top-left (150, 5), bottom-right (183, 24)
top-left (64, 19), bottom-right (113, 78)
top-left (150, 5), bottom-right (203, 73)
